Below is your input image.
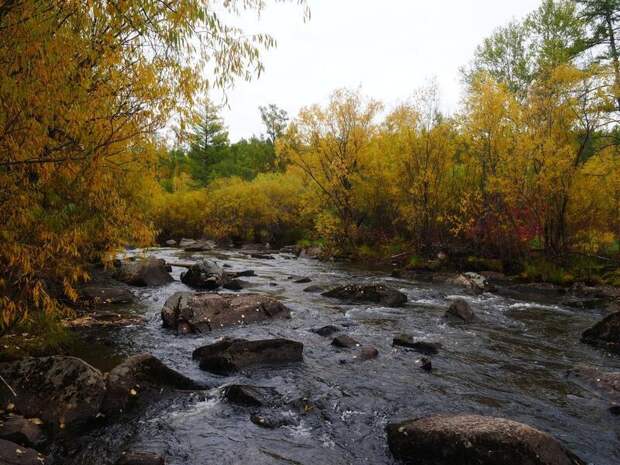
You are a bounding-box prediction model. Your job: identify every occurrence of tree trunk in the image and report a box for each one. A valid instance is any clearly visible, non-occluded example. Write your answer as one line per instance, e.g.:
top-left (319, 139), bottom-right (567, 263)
top-left (606, 13), bottom-right (620, 112)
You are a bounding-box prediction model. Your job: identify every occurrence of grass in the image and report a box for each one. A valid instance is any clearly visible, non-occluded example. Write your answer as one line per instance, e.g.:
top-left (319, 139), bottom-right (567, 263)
top-left (0, 313), bottom-right (75, 362)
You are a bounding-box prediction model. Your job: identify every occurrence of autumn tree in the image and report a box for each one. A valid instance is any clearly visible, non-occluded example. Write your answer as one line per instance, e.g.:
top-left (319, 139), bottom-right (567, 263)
top-left (378, 84), bottom-right (456, 251)
top-left (277, 89), bottom-right (381, 248)
top-left (0, 0), bottom-right (305, 329)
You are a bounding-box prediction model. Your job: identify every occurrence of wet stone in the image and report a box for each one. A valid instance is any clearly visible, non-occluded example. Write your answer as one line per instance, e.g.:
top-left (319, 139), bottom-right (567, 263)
top-left (393, 335), bottom-right (441, 355)
top-left (446, 298), bottom-right (475, 322)
top-left (331, 335), bottom-right (359, 348)
top-left (192, 338), bottom-right (304, 375)
top-left (222, 385), bottom-right (281, 407)
top-left (310, 325), bottom-right (340, 337)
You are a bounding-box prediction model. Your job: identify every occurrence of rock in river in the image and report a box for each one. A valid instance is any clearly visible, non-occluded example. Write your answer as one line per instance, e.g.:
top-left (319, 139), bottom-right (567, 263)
top-left (311, 325), bottom-right (340, 337)
top-left (445, 298), bottom-right (475, 322)
top-left (114, 257), bottom-right (173, 287)
top-left (581, 311), bottom-right (620, 353)
top-left (322, 284), bottom-right (407, 307)
top-left (0, 356), bottom-right (106, 428)
top-left (331, 335), bottom-right (359, 348)
top-left (116, 451), bottom-right (165, 465)
top-left (79, 285), bottom-right (134, 305)
top-left (180, 259), bottom-right (228, 290)
top-left (0, 415), bottom-right (45, 448)
top-left (447, 272), bottom-right (495, 295)
top-left (192, 337), bottom-right (303, 375)
top-left (161, 292), bottom-right (291, 333)
top-left (102, 353), bottom-right (207, 415)
top-left (222, 384), bottom-right (281, 407)
top-left (386, 414), bottom-right (584, 465)
top-left (0, 438), bottom-right (48, 465)
top-left (393, 334), bottom-right (441, 355)
top-left (568, 365), bottom-right (620, 413)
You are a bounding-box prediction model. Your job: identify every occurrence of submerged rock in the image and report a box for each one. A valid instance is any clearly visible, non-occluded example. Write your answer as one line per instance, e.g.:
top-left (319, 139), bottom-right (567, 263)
top-left (311, 325), bottom-right (340, 337)
top-left (446, 298), bottom-right (475, 322)
top-left (116, 451), bottom-right (165, 465)
top-left (418, 357), bottom-right (432, 372)
top-left (161, 292), bottom-right (291, 333)
top-left (0, 356), bottom-right (106, 428)
top-left (102, 354), bottom-right (207, 415)
top-left (0, 415), bottom-right (45, 448)
top-left (250, 412), bottom-right (297, 429)
top-left (359, 346), bottom-right (379, 360)
top-left (386, 415), bottom-right (584, 465)
top-left (222, 385), bottom-right (281, 407)
top-left (392, 335), bottom-right (441, 355)
top-left (192, 338), bottom-right (303, 375)
top-left (114, 257), bottom-right (173, 287)
top-left (222, 279), bottom-right (249, 291)
top-left (581, 311), bottom-right (620, 353)
top-left (331, 335), bottom-right (359, 348)
top-left (568, 365), bottom-right (620, 413)
top-left (322, 284), bottom-right (407, 307)
top-left (303, 285), bottom-right (325, 293)
top-left (180, 259), bottom-right (228, 290)
top-left (0, 438), bottom-right (48, 465)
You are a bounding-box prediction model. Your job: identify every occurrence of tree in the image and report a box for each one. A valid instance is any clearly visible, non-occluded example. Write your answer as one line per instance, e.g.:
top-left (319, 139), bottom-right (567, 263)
top-left (187, 100), bottom-right (230, 184)
top-left (380, 84), bottom-right (456, 250)
top-left (466, 0), bottom-right (584, 97)
top-left (0, 0), bottom-right (305, 330)
top-left (277, 89), bottom-right (381, 248)
top-left (577, 0), bottom-right (620, 110)
top-left (260, 104), bottom-right (289, 144)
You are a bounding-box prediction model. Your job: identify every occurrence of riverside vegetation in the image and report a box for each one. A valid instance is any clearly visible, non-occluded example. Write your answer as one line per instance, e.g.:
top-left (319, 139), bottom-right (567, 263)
top-left (2, 1), bottom-right (620, 465)
top-left (2, 0), bottom-right (620, 331)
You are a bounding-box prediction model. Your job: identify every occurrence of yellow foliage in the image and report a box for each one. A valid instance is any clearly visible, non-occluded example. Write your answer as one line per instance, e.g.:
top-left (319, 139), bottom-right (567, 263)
top-left (0, 0), bottom-right (301, 329)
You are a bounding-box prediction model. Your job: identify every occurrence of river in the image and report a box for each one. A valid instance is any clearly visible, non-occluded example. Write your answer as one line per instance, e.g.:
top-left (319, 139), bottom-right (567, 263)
top-left (68, 246), bottom-right (620, 465)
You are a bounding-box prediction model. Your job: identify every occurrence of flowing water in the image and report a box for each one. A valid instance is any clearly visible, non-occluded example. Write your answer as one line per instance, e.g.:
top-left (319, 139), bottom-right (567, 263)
top-left (70, 247), bottom-right (620, 465)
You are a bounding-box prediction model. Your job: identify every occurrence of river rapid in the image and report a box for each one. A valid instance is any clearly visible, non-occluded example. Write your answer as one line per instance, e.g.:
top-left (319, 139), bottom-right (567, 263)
top-left (70, 246), bottom-right (620, 465)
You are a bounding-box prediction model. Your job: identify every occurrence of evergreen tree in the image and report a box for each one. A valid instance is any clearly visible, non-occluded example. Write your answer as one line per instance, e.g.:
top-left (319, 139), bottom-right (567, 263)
top-left (188, 100), bottom-right (230, 184)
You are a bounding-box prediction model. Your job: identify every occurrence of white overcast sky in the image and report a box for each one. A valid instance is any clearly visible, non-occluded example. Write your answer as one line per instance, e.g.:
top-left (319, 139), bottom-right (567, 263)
top-left (215, 0), bottom-right (541, 141)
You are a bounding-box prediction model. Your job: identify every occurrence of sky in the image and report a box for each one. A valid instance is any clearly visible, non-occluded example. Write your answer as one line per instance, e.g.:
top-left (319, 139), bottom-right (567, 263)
top-left (215, 0), bottom-right (542, 141)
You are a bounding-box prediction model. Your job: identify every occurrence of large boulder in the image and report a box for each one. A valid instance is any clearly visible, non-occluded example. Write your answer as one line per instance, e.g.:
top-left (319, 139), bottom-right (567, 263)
top-left (161, 292), bottom-right (291, 333)
top-left (322, 284), bottom-right (407, 307)
top-left (180, 259), bottom-right (228, 290)
top-left (192, 338), bottom-right (303, 375)
top-left (581, 311), bottom-right (620, 353)
top-left (0, 356), bottom-right (106, 428)
top-left (386, 415), bottom-right (584, 465)
top-left (0, 438), bottom-right (48, 465)
top-left (114, 257), bottom-right (173, 287)
top-left (102, 354), bottom-right (207, 415)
